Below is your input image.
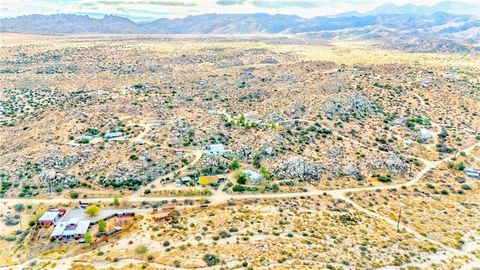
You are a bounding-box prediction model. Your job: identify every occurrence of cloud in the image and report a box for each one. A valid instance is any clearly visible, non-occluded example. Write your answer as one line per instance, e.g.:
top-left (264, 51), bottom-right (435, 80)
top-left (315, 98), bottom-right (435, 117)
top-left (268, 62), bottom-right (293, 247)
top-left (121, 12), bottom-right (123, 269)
top-left (216, 0), bottom-right (246, 6)
top-left (80, 2), bottom-right (96, 7)
top-left (96, 0), bottom-right (195, 6)
top-left (252, 0), bottom-right (319, 9)
top-left (141, 1), bottom-right (195, 6)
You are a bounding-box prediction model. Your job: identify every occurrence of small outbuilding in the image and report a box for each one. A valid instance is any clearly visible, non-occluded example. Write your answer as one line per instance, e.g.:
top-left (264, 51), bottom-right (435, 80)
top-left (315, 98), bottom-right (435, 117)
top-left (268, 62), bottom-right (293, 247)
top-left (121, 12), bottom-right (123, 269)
top-left (205, 144), bottom-right (225, 154)
top-left (464, 168), bottom-right (480, 179)
top-left (176, 176), bottom-right (192, 186)
top-left (199, 175), bottom-right (226, 185)
top-left (38, 210), bottom-right (62, 228)
top-left (174, 148), bottom-right (185, 156)
top-left (104, 132), bottom-right (123, 139)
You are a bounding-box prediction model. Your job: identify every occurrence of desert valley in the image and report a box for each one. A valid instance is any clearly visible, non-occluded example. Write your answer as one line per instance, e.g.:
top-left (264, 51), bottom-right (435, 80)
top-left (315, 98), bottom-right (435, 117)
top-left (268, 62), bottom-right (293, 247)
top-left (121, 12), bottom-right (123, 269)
top-left (0, 4), bottom-right (480, 269)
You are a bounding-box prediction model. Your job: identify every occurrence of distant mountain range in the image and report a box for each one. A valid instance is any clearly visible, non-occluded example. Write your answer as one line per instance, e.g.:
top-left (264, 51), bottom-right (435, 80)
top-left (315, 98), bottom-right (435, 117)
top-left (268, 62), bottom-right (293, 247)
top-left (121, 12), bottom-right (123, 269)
top-left (364, 1), bottom-right (480, 16)
top-left (0, 1), bottom-right (479, 53)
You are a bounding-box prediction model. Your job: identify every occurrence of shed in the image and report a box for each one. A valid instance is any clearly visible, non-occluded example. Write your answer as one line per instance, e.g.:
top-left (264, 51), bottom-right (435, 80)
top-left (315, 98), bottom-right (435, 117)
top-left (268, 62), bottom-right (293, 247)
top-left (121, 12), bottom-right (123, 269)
top-left (38, 211), bottom-right (61, 228)
top-left (174, 148), bottom-right (185, 156)
top-left (206, 144), bottom-right (225, 154)
top-left (464, 168), bottom-right (480, 179)
top-left (104, 132), bottom-right (123, 139)
top-left (199, 175), bottom-right (218, 185)
top-left (176, 176), bottom-right (192, 186)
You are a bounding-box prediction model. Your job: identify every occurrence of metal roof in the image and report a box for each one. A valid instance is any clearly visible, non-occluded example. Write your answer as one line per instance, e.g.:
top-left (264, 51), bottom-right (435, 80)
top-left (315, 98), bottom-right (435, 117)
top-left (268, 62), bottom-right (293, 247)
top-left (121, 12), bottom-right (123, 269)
top-left (38, 211), bottom-right (60, 221)
top-left (51, 219), bottom-right (91, 237)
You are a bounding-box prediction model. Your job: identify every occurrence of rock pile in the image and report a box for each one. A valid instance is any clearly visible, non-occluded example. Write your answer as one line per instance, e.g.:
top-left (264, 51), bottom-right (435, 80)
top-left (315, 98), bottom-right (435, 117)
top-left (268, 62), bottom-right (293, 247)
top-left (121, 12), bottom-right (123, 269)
top-left (170, 119), bottom-right (194, 146)
top-left (273, 157), bottom-right (324, 181)
top-left (365, 153), bottom-right (407, 175)
top-left (322, 92), bottom-right (375, 120)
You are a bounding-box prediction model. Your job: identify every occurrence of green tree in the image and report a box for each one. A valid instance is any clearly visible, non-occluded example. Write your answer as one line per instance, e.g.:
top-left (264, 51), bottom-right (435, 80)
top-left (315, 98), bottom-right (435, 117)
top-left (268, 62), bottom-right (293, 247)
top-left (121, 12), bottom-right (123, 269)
top-left (203, 254), bottom-right (220, 267)
top-left (15, 204), bottom-right (25, 212)
top-left (70, 191), bottom-right (79, 199)
top-left (84, 232), bottom-right (92, 243)
top-left (229, 159), bottom-right (240, 170)
top-left (260, 166), bottom-right (271, 180)
top-left (238, 115), bottom-right (246, 126)
top-left (85, 205), bottom-right (100, 217)
top-left (113, 196), bottom-right (120, 206)
top-left (236, 172), bottom-right (247, 185)
top-left (253, 154), bottom-right (262, 168)
top-left (98, 220), bottom-right (107, 232)
top-left (232, 184), bottom-right (245, 192)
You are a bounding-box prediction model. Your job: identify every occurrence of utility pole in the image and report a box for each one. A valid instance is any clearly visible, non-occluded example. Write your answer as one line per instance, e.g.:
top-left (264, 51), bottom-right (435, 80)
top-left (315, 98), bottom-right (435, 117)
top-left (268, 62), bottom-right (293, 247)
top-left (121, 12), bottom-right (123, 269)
top-left (396, 206), bottom-right (403, 231)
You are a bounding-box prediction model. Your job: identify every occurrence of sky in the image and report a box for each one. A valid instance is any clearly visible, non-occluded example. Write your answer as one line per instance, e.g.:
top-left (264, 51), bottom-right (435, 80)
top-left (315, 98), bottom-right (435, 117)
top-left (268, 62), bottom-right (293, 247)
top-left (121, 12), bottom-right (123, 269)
top-left (0, 0), bottom-right (478, 21)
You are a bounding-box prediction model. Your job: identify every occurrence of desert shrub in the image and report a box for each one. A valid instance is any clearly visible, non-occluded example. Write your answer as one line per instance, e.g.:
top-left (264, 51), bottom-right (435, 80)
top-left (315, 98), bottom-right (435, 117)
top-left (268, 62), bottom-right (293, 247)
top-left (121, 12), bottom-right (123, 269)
top-left (5, 236), bottom-right (16, 241)
top-left (232, 185), bottom-right (245, 192)
top-left (229, 159), bottom-right (240, 170)
top-left (70, 191), bottom-right (79, 199)
top-left (135, 244), bottom-right (148, 255)
top-left (84, 232), bottom-right (92, 243)
top-left (98, 220), bottom-right (106, 232)
top-left (203, 254), bottom-right (219, 267)
top-left (377, 175), bottom-right (391, 182)
top-left (15, 204), bottom-right (25, 212)
top-left (236, 172), bottom-right (247, 185)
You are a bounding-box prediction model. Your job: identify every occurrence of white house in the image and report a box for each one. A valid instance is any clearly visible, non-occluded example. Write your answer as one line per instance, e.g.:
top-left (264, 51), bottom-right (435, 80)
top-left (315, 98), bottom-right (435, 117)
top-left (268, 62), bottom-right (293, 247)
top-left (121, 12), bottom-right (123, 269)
top-left (51, 218), bottom-right (91, 241)
top-left (104, 132), bottom-right (123, 139)
top-left (464, 168), bottom-right (480, 179)
top-left (176, 176), bottom-right (192, 186)
top-left (38, 211), bottom-right (61, 228)
top-left (205, 144), bottom-right (225, 154)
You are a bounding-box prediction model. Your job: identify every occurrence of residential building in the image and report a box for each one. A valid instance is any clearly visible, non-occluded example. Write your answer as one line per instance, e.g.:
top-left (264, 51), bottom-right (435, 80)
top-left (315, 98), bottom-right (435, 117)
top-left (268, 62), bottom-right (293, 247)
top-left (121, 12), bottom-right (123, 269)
top-left (51, 218), bottom-right (91, 241)
top-left (38, 210), bottom-right (62, 228)
top-left (199, 175), bottom-right (227, 185)
top-left (205, 144), bottom-right (225, 154)
top-left (104, 132), bottom-right (123, 139)
top-left (174, 148), bottom-right (185, 156)
top-left (176, 176), bottom-right (192, 186)
top-left (464, 168), bottom-right (480, 179)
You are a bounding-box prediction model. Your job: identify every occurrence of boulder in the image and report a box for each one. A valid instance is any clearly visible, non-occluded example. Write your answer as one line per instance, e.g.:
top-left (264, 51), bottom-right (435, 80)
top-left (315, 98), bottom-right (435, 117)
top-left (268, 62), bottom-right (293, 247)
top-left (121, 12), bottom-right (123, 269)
top-left (322, 92), bottom-right (375, 120)
top-left (273, 157), bottom-right (324, 181)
